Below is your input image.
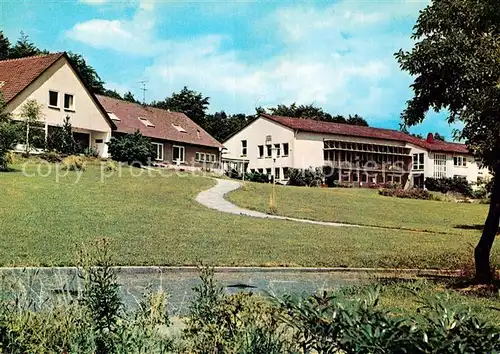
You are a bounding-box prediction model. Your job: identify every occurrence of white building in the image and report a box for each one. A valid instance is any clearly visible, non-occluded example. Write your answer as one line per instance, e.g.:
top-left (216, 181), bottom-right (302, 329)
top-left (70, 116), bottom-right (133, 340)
top-left (222, 113), bottom-right (489, 188)
top-left (0, 53), bottom-right (116, 157)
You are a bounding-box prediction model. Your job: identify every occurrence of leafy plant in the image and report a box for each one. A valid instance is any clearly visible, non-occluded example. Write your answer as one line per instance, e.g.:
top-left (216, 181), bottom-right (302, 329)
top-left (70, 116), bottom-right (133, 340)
top-left (425, 177), bottom-right (473, 198)
top-left (107, 131), bottom-right (156, 166)
top-left (287, 167), bottom-right (323, 187)
top-left (379, 187), bottom-right (434, 200)
top-left (46, 116), bottom-right (77, 155)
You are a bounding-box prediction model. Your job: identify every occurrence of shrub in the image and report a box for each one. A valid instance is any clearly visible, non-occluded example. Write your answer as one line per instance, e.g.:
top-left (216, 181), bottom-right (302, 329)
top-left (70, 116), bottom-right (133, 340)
top-left (46, 116), bottom-right (77, 155)
top-left (61, 155), bottom-right (86, 171)
top-left (107, 131), bottom-right (156, 166)
top-left (379, 187), bottom-right (434, 200)
top-left (287, 167), bottom-right (323, 187)
top-left (425, 176), bottom-right (473, 197)
top-left (246, 171), bottom-right (268, 183)
top-left (40, 151), bottom-right (62, 163)
top-left (83, 146), bottom-right (99, 158)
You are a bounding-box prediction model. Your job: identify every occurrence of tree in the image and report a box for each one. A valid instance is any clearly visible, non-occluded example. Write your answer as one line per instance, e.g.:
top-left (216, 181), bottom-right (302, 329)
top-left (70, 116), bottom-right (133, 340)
top-left (395, 0), bottom-right (500, 282)
top-left (433, 132), bottom-right (445, 141)
top-left (67, 52), bottom-right (106, 94)
top-left (107, 131), bottom-right (156, 166)
top-left (101, 89), bottom-right (123, 100)
top-left (151, 86), bottom-right (210, 126)
top-left (0, 94), bottom-right (19, 170)
top-left (346, 114), bottom-right (369, 127)
top-left (9, 31), bottom-right (42, 59)
top-left (46, 116), bottom-right (76, 155)
top-left (0, 31), bottom-right (10, 60)
top-left (261, 103), bottom-right (369, 126)
top-left (19, 99), bottom-right (44, 155)
top-left (123, 91), bottom-right (140, 104)
top-left (204, 111), bottom-right (255, 142)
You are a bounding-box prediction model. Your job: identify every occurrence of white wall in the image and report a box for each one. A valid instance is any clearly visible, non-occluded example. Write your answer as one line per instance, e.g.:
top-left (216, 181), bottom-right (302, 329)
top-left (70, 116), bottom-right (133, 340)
top-left (6, 57), bottom-right (112, 157)
top-left (223, 117), bottom-right (295, 178)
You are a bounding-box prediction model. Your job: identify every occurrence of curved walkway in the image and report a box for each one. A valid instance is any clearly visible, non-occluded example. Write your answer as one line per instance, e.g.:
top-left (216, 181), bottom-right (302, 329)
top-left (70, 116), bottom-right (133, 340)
top-left (196, 178), bottom-right (360, 228)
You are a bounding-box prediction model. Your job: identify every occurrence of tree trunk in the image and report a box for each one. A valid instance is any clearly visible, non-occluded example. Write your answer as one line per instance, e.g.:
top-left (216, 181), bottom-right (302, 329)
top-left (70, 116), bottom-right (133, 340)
top-left (475, 164), bottom-right (500, 283)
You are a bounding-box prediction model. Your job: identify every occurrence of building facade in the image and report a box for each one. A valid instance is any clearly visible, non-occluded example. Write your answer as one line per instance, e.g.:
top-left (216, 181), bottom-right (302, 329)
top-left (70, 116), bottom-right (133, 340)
top-left (0, 53), bottom-right (115, 157)
top-left (97, 95), bottom-right (223, 171)
top-left (222, 114), bottom-right (489, 187)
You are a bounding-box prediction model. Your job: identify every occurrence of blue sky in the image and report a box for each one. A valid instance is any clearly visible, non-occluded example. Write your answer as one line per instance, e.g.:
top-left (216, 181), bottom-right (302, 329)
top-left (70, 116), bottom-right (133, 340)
top-left (0, 0), bottom-right (460, 139)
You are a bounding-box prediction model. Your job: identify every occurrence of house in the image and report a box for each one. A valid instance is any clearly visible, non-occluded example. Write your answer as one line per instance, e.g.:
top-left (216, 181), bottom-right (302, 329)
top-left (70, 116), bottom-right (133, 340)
top-left (97, 95), bottom-right (223, 170)
top-left (0, 52), bottom-right (115, 157)
top-left (222, 113), bottom-right (490, 188)
top-left (0, 53), bottom-right (223, 169)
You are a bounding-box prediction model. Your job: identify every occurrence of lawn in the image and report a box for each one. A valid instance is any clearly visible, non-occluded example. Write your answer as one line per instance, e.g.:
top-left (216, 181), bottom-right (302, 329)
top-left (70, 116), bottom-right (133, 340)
top-left (227, 182), bottom-right (490, 235)
top-left (1, 162), bottom-right (499, 269)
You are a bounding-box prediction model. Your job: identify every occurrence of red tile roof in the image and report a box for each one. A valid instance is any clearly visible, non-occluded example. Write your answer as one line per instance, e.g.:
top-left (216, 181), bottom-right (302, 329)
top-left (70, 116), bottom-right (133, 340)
top-left (261, 113), bottom-right (469, 154)
top-left (0, 53), bottom-right (65, 103)
top-left (97, 95), bottom-right (223, 149)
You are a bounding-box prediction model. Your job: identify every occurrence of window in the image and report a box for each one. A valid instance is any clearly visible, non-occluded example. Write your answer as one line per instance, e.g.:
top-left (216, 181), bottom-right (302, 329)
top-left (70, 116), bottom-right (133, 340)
top-left (241, 140), bottom-right (247, 156)
top-left (266, 168), bottom-right (272, 176)
top-left (454, 156), bottom-right (467, 167)
top-left (95, 139), bottom-right (104, 144)
top-left (433, 153), bottom-right (447, 178)
top-left (172, 124), bottom-right (187, 133)
top-left (108, 112), bottom-right (120, 121)
top-left (282, 143), bottom-right (289, 156)
top-left (353, 173), bottom-right (359, 182)
top-left (258, 168), bottom-right (264, 174)
top-left (283, 167), bottom-right (290, 179)
top-left (361, 173), bottom-right (368, 182)
top-left (211, 154), bottom-right (216, 162)
top-left (64, 94), bottom-right (74, 111)
top-left (258, 145), bottom-right (264, 158)
top-left (195, 152), bottom-right (200, 161)
top-left (274, 144), bottom-right (281, 157)
top-left (138, 117), bottom-right (155, 127)
top-left (266, 144), bottom-right (272, 157)
top-left (412, 153), bottom-right (424, 170)
top-left (275, 167), bottom-right (280, 180)
top-left (49, 91), bottom-right (59, 108)
top-left (172, 145), bottom-right (185, 163)
top-left (152, 142), bottom-right (164, 161)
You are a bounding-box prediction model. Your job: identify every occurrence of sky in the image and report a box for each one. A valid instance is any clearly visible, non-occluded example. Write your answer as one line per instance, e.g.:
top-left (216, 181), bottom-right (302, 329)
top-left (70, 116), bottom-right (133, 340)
top-left (0, 0), bottom-right (461, 139)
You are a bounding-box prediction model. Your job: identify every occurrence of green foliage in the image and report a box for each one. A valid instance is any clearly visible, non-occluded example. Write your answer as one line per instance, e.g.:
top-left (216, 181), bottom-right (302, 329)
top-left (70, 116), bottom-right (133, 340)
top-left (205, 111), bottom-right (255, 142)
top-left (246, 171), bottom-right (269, 183)
top-left (61, 155), bottom-right (86, 171)
top-left (425, 177), bottom-right (473, 197)
top-left (46, 116), bottom-right (77, 155)
top-left (151, 86), bottom-right (209, 126)
top-left (0, 31), bottom-right (10, 60)
top-left (8, 31), bottom-right (42, 59)
top-left (19, 99), bottom-right (44, 155)
top-left (183, 267), bottom-right (290, 353)
top-left (123, 91), bottom-right (140, 104)
top-left (107, 131), bottom-right (156, 166)
top-left (286, 167), bottom-right (323, 187)
top-left (379, 187), bottom-right (434, 200)
top-left (83, 146), bottom-right (99, 158)
top-left (279, 288), bottom-right (500, 353)
top-left (0, 94), bottom-right (19, 171)
top-left (101, 89), bottom-right (123, 99)
top-left (261, 103), bottom-right (369, 126)
top-left (67, 52), bottom-right (106, 95)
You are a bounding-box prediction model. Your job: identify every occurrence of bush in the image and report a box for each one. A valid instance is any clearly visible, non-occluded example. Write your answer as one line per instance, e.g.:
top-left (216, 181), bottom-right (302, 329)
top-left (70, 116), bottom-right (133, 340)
top-left (379, 187), bottom-right (434, 200)
top-left (45, 116), bottom-right (76, 155)
top-left (61, 155), bottom-right (86, 171)
top-left (107, 131), bottom-right (156, 166)
top-left (40, 151), bottom-right (62, 163)
top-left (287, 167), bottom-right (323, 187)
top-left (246, 171), bottom-right (268, 183)
top-left (425, 176), bottom-right (473, 197)
top-left (83, 146), bottom-right (99, 158)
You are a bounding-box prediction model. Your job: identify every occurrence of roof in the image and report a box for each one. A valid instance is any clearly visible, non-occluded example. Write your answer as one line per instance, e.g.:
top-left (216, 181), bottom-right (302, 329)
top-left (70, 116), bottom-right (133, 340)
top-left (0, 52), bottom-right (116, 130)
top-left (261, 113), bottom-right (469, 154)
top-left (0, 53), bottom-right (65, 103)
top-left (97, 95), bottom-right (223, 149)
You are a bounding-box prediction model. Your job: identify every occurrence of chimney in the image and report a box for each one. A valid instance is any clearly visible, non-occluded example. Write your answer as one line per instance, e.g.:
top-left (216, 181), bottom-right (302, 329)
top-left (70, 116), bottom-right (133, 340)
top-left (426, 133), bottom-right (434, 143)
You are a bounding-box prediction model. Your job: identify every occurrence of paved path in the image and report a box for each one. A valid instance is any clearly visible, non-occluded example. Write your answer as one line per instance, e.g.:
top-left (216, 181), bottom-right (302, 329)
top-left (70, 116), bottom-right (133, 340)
top-left (196, 178), bottom-right (359, 227)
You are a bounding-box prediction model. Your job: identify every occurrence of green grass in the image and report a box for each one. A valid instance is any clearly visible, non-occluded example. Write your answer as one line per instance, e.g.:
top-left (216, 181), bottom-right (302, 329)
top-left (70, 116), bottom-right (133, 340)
top-left (0, 162), bottom-right (498, 269)
top-left (228, 182), bottom-right (489, 235)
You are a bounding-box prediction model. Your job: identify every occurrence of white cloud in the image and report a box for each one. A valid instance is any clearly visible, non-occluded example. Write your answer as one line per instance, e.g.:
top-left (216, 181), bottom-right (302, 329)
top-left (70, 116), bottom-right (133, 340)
top-left (67, 0), bottom-right (428, 119)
